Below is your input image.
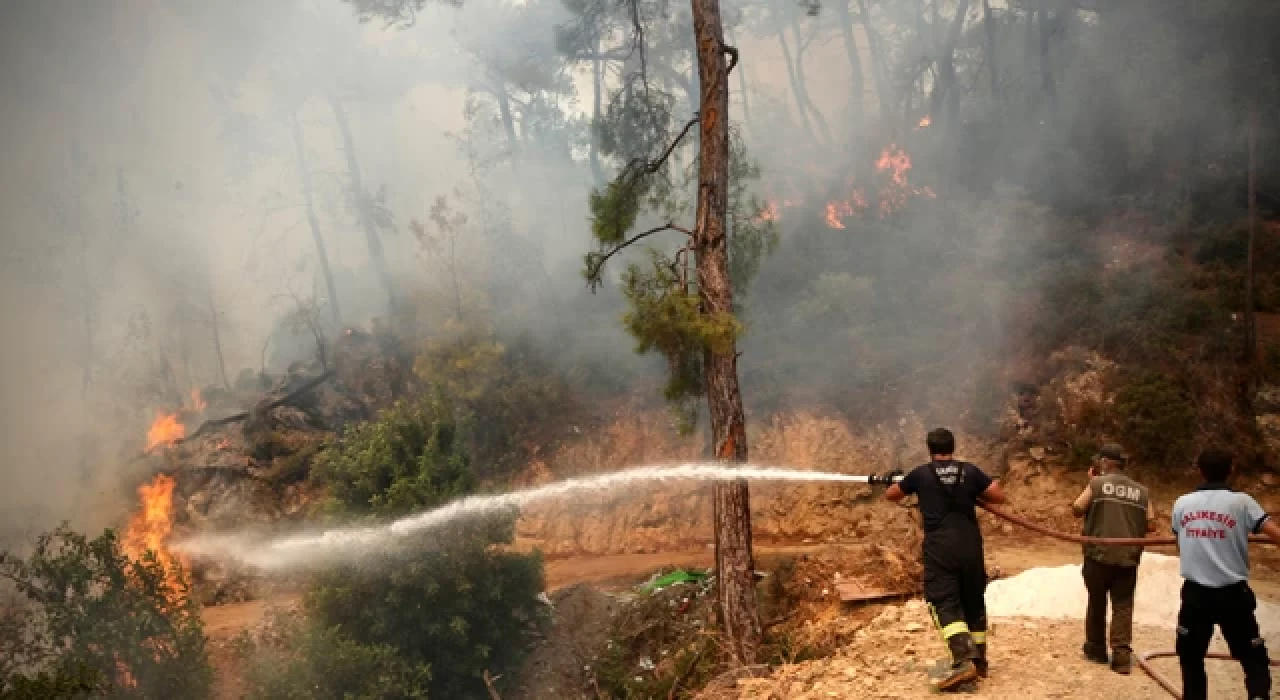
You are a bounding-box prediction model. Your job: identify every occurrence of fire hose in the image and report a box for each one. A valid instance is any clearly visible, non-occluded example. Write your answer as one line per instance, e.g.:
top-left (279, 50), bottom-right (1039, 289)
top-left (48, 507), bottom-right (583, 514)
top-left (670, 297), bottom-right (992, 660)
top-left (859, 471), bottom-right (1280, 698)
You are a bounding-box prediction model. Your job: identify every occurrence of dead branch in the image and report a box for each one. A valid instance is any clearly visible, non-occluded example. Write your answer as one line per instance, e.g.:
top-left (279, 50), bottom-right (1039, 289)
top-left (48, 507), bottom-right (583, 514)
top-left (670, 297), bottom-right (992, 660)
top-left (724, 45), bottom-right (739, 76)
top-left (628, 0), bottom-right (649, 93)
top-left (586, 223), bottom-right (695, 290)
top-left (624, 115), bottom-right (700, 179)
top-left (128, 371), bottom-right (336, 464)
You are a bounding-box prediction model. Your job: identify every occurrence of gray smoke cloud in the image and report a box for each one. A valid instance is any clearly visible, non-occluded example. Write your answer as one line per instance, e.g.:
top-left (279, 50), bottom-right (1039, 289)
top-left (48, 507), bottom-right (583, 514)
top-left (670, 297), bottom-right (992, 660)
top-left (0, 0), bottom-right (1260, 540)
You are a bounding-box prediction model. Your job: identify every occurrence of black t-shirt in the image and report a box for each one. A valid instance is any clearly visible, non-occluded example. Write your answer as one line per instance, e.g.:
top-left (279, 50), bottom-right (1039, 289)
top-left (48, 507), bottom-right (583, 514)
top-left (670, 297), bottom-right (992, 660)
top-left (899, 460), bottom-right (993, 533)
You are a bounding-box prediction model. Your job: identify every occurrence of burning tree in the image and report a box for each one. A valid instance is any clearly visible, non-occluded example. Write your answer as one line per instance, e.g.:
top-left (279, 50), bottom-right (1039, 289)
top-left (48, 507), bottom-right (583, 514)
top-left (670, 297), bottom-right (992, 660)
top-left (0, 526), bottom-right (211, 698)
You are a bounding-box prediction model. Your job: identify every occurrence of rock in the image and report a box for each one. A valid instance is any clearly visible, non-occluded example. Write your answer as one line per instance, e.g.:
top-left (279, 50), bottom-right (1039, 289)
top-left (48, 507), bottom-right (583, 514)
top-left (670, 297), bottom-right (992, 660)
top-left (1263, 472), bottom-right (1279, 487)
top-left (903, 622), bottom-right (923, 632)
top-left (1029, 446), bottom-right (1046, 461)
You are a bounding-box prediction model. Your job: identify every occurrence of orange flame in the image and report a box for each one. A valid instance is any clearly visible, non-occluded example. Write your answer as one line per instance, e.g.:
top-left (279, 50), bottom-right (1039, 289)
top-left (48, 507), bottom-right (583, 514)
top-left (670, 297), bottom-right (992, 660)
top-left (146, 413), bottom-right (185, 451)
top-left (756, 200), bottom-right (780, 223)
top-left (824, 201), bottom-right (849, 229)
top-left (190, 388), bottom-right (207, 413)
top-left (823, 190), bottom-right (869, 229)
top-left (122, 474), bottom-right (186, 593)
top-left (876, 145), bottom-right (913, 187)
top-left (917, 115), bottom-right (932, 128)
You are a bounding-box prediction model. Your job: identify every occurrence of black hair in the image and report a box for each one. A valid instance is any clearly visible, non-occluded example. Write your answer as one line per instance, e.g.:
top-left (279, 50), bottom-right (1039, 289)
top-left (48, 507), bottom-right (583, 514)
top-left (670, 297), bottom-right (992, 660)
top-left (926, 428), bottom-right (955, 457)
top-left (1196, 449), bottom-right (1233, 483)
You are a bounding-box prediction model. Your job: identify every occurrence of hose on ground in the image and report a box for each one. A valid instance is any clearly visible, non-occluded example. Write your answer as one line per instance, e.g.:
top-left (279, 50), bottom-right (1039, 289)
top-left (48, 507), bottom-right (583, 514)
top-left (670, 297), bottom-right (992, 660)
top-left (974, 502), bottom-right (1276, 699)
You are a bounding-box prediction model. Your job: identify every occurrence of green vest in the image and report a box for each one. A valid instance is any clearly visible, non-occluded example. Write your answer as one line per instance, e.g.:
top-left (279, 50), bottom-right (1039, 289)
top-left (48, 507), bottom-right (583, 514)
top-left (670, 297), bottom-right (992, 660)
top-left (1082, 472), bottom-right (1149, 567)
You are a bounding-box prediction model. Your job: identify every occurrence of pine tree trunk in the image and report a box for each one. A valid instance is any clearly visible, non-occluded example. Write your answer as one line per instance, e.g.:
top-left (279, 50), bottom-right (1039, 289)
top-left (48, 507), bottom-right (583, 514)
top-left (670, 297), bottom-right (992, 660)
top-left (1037, 0), bottom-right (1056, 110)
top-left (981, 0), bottom-right (999, 102)
top-left (691, 0), bottom-right (762, 665)
top-left (789, 16), bottom-right (833, 145)
top-left (495, 86), bottom-right (520, 157)
top-left (856, 0), bottom-right (894, 124)
top-left (289, 110), bottom-right (343, 327)
top-left (776, 26), bottom-right (817, 143)
top-left (833, 0), bottom-right (866, 128)
top-left (328, 96), bottom-right (400, 318)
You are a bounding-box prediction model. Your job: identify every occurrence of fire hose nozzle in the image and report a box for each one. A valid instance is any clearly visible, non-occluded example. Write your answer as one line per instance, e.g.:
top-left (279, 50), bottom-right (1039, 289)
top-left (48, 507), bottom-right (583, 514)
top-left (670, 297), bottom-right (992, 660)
top-left (867, 469), bottom-right (904, 486)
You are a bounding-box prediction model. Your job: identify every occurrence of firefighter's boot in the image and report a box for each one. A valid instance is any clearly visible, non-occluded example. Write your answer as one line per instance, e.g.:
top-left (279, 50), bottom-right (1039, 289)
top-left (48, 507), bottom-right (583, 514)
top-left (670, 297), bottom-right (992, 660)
top-left (1111, 648), bottom-right (1132, 675)
top-left (930, 633), bottom-right (979, 691)
top-left (1082, 642), bottom-right (1109, 665)
top-left (973, 642), bottom-right (988, 679)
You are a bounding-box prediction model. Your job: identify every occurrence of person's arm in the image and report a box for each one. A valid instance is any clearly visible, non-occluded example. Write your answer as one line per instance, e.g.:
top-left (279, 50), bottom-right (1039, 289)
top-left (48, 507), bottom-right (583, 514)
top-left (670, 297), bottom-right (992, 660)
top-left (968, 465), bottom-right (1005, 505)
top-left (1259, 519), bottom-right (1280, 547)
top-left (1245, 495), bottom-right (1272, 541)
top-left (979, 480), bottom-right (1007, 505)
top-left (886, 469), bottom-right (916, 503)
top-left (1071, 484), bottom-right (1092, 518)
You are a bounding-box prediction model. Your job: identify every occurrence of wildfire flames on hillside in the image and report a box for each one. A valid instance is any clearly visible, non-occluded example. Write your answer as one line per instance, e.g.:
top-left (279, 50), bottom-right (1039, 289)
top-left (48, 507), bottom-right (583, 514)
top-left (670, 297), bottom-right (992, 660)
top-left (145, 413), bottom-right (185, 451)
top-left (122, 473), bottom-right (186, 593)
top-left (760, 144), bottom-right (936, 230)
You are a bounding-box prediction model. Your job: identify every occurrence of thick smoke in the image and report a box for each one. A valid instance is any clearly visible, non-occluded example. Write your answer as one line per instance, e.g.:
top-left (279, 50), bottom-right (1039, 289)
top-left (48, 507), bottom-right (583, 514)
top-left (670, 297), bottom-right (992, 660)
top-left (0, 0), bottom-right (1272, 540)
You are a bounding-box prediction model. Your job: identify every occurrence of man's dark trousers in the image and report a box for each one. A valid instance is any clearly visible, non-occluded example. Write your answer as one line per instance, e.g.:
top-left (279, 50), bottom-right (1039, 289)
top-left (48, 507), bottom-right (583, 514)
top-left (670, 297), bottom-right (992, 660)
top-left (924, 529), bottom-right (988, 660)
top-left (1082, 558), bottom-right (1137, 653)
top-left (1176, 580), bottom-right (1271, 700)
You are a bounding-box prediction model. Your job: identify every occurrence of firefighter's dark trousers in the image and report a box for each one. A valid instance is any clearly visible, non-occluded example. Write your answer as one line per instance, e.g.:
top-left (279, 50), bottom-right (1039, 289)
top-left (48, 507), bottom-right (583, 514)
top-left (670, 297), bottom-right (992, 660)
top-left (1082, 558), bottom-right (1137, 653)
top-left (1176, 580), bottom-right (1271, 700)
top-left (923, 530), bottom-right (988, 663)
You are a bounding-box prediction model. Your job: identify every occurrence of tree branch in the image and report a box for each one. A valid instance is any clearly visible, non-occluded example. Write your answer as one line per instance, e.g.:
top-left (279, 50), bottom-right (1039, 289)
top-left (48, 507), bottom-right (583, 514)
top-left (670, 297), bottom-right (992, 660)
top-left (586, 223), bottom-right (694, 290)
top-left (724, 45), bottom-right (740, 76)
top-left (623, 115), bottom-right (700, 178)
top-left (628, 0), bottom-right (650, 93)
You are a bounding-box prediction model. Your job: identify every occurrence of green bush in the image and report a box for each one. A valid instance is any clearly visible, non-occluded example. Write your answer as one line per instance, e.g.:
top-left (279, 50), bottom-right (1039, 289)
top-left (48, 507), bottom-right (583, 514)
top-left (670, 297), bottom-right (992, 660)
top-left (305, 521), bottom-right (543, 699)
top-left (312, 398), bottom-right (474, 517)
top-left (243, 396), bottom-right (545, 699)
top-left (236, 611), bottom-right (430, 700)
top-left (1112, 373), bottom-right (1198, 467)
top-left (0, 526), bottom-right (212, 699)
top-left (414, 324), bottom-right (576, 481)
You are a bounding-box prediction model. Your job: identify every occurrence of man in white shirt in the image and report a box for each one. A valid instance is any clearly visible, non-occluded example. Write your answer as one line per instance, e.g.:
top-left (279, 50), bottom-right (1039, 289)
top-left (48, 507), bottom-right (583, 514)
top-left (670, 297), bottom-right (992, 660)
top-left (1171, 449), bottom-right (1280, 700)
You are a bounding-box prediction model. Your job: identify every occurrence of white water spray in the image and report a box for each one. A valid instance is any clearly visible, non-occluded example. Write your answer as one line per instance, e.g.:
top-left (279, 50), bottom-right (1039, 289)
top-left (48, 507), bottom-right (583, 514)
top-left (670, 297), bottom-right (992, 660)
top-left (175, 463), bottom-right (872, 571)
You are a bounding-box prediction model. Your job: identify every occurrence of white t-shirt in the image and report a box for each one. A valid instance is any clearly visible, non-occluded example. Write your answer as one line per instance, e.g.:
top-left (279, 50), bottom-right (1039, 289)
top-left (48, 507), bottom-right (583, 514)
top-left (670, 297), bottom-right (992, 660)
top-left (1171, 485), bottom-right (1269, 588)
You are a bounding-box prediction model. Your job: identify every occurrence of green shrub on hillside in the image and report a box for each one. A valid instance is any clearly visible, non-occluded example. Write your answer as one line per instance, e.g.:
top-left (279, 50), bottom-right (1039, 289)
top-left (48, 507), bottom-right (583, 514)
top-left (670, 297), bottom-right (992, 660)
top-left (1112, 373), bottom-right (1198, 467)
top-left (312, 398), bottom-right (474, 517)
top-left (414, 324), bottom-right (576, 480)
top-left (0, 527), bottom-right (212, 699)
top-left (236, 611), bottom-right (429, 700)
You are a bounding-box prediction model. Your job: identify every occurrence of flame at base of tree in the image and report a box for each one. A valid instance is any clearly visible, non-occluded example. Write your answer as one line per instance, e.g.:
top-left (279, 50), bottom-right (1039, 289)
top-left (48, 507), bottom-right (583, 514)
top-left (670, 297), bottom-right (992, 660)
top-left (123, 473), bottom-right (188, 595)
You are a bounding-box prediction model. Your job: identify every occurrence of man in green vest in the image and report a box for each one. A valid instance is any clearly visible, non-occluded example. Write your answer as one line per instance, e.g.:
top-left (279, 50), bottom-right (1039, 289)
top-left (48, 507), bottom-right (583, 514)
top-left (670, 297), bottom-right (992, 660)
top-left (1071, 443), bottom-right (1155, 675)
